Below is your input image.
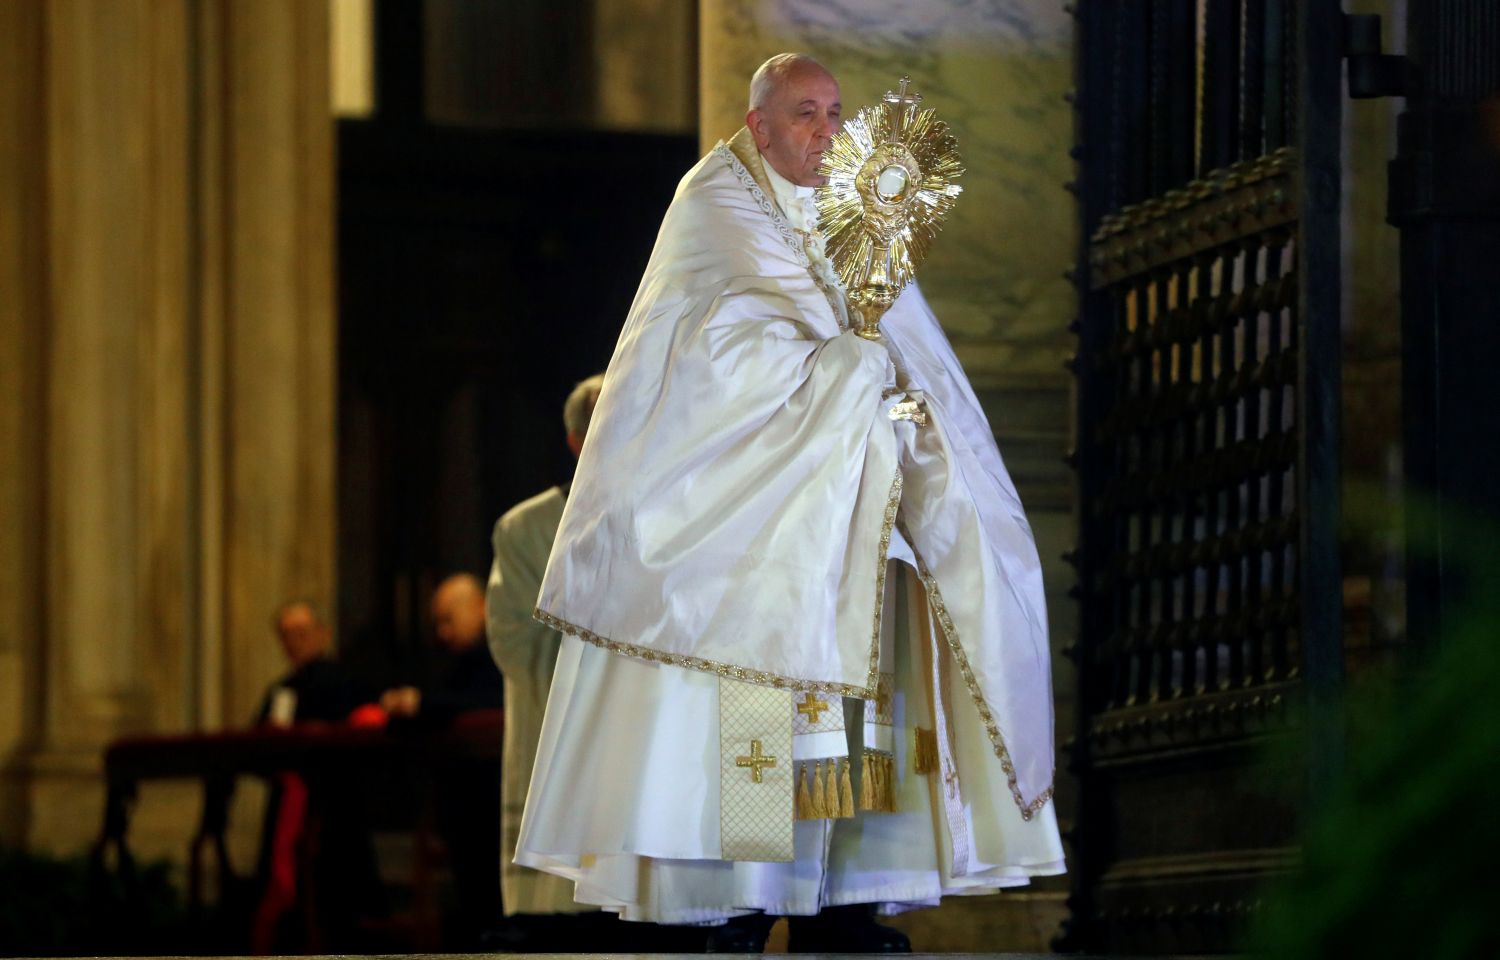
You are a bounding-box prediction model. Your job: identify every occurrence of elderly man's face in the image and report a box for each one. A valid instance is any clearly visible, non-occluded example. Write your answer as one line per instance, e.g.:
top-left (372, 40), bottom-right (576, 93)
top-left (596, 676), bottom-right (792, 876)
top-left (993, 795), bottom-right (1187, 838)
top-left (277, 604), bottom-right (329, 668)
top-left (749, 63), bottom-right (842, 187)
top-left (432, 580), bottom-right (485, 653)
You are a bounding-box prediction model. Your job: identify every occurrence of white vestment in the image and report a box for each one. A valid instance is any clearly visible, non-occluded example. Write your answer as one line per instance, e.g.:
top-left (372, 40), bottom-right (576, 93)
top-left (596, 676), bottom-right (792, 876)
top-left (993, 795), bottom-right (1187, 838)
top-left (516, 128), bottom-right (1063, 923)
top-left (485, 486), bottom-right (590, 916)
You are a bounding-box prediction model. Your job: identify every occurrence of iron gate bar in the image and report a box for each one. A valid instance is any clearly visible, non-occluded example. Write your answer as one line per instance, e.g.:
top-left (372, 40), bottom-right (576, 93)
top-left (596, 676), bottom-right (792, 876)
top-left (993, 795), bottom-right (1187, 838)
top-left (1294, 0), bottom-right (1347, 810)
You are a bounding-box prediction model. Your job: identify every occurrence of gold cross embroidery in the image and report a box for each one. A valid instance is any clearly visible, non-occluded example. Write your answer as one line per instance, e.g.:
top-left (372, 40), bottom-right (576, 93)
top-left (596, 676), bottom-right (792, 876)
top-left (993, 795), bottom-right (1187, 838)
top-left (735, 739), bottom-right (777, 783)
top-left (796, 692), bottom-right (831, 725)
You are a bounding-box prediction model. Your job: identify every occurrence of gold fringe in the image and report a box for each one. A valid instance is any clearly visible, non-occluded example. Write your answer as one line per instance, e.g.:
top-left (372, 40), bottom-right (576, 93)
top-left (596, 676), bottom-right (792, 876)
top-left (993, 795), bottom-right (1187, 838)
top-left (795, 762), bottom-right (815, 820)
top-left (796, 758), bottom-right (860, 821)
top-left (837, 758), bottom-right (855, 817)
top-left (858, 750), bottom-right (898, 813)
top-left (810, 761), bottom-right (829, 819)
top-left (823, 757), bottom-right (840, 817)
top-left (914, 727), bottom-right (939, 775)
top-left (859, 751), bottom-right (875, 811)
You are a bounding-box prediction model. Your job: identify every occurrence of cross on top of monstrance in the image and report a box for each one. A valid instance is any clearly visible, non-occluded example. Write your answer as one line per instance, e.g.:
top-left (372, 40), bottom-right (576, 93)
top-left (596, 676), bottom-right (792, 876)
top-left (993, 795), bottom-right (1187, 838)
top-left (882, 76), bottom-right (922, 131)
top-left (816, 75), bottom-right (963, 340)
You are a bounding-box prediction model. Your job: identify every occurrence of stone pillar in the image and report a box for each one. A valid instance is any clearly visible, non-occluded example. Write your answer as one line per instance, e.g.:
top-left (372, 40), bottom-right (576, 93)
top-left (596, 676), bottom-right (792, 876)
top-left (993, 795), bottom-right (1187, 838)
top-left (0, 0), bottom-right (334, 856)
top-left (0, 0), bottom-right (48, 842)
top-left (700, 1), bottom-right (1074, 949)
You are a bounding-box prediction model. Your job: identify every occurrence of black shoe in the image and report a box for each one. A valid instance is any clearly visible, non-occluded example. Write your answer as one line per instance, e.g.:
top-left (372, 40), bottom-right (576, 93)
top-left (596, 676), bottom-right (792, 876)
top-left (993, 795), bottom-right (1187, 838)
top-left (706, 912), bottom-right (777, 952)
top-left (787, 903), bottom-right (912, 953)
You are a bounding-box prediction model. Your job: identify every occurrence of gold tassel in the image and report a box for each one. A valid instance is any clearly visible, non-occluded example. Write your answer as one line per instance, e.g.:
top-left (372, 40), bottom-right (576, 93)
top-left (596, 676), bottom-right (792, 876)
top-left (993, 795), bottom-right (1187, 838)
top-left (859, 750), bottom-right (876, 811)
top-left (859, 751), bottom-right (898, 813)
top-left (808, 761), bottom-right (828, 819)
top-left (914, 727), bottom-right (939, 775)
top-left (795, 762), bottom-right (814, 820)
top-left (823, 756), bottom-right (840, 817)
top-left (838, 758), bottom-right (855, 817)
top-left (798, 759), bottom-right (860, 820)
top-left (882, 753), bottom-right (897, 812)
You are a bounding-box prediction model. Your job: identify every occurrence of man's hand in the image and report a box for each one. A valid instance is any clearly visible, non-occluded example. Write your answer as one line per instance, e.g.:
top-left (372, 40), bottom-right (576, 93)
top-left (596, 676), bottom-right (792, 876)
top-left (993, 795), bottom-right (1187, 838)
top-left (380, 685), bottom-right (422, 717)
top-left (885, 391), bottom-right (929, 426)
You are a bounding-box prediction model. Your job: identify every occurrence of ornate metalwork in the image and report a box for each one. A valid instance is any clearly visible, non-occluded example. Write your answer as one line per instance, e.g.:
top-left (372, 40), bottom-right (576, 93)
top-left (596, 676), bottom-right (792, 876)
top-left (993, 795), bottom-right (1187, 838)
top-left (1088, 149), bottom-right (1297, 288)
top-left (815, 77), bottom-right (963, 340)
top-left (1063, 2), bottom-right (1345, 953)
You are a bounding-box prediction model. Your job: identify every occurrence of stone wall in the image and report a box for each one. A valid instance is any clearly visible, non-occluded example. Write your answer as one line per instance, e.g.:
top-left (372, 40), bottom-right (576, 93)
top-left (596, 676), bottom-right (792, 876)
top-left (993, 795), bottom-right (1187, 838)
top-left (0, 0), bottom-right (336, 862)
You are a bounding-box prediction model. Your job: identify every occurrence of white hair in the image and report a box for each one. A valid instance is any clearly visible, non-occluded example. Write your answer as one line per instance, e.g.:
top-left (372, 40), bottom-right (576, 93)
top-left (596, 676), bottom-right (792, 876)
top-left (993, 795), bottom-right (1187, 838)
top-left (563, 373), bottom-right (606, 438)
top-left (748, 53), bottom-right (827, 112)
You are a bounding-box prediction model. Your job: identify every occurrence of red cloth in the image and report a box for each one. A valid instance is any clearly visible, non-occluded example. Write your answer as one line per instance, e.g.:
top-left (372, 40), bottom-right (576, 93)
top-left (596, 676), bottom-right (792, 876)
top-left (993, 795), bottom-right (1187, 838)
top-left (347, 703), bottom-right (389, 729)
top-left (249, 771), bottom-right (309, 954)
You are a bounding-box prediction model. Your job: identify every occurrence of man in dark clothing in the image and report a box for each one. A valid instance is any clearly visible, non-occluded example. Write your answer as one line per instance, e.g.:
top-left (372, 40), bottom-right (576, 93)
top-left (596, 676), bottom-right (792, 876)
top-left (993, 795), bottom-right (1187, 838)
top-left (381, 573), bottom-right (505, 947)
top-left (252, 600), bottom-right (381, 952)
top-left (257, 600), bottom-right (363, 726)
top-left (380, 573), bottom-right (505, 720)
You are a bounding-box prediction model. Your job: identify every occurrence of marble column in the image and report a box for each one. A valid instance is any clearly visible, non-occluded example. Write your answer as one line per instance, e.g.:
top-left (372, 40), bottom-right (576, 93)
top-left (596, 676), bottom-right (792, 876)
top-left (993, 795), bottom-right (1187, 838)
top-left (0, 0), bottom-right (48, 842)
top-left (0, 0), bottom-right (334, 857)
top-left (700, 1), bottom-right (1076, 949)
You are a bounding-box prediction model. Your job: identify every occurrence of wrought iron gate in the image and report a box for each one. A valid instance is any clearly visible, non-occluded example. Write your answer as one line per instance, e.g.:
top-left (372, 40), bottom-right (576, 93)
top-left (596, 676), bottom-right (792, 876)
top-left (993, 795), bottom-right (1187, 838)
top-left (1064, 1), bottom-right (1346, 952)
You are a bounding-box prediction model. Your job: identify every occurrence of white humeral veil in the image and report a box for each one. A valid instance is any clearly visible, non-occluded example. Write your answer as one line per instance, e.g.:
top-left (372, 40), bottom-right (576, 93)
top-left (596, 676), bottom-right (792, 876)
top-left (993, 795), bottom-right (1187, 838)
top-left (515, 130), bottom-right (1063, 923)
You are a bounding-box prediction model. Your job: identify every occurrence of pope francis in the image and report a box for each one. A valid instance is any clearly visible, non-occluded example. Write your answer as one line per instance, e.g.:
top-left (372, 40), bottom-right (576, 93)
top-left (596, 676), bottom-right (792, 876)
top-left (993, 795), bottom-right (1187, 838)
top-left (514, 53), bottom-right (1065, 934)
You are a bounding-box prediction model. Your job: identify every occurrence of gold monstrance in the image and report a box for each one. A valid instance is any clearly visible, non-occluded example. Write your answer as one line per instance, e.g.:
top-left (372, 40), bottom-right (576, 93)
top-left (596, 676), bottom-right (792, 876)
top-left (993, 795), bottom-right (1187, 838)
top-left (815, 77), bottom-right (964, 341)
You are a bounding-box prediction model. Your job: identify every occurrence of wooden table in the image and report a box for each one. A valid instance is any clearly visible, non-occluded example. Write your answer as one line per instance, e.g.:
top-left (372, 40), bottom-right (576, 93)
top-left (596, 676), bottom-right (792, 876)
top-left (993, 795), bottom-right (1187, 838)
top-left (91, 713), bottom-right (503, 951)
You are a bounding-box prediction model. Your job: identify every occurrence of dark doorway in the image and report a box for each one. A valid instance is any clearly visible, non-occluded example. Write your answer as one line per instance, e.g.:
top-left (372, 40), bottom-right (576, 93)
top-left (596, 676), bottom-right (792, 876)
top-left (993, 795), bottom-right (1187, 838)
top-left (336, 1), bottom-right (697, 683)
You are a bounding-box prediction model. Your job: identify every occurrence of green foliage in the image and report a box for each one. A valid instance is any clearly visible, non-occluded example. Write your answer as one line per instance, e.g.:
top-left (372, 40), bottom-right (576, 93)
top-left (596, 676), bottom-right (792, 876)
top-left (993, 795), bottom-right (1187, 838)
top-left (0, 846), bottom-right (186, 957)
top-left (1250, 500), bottom-right (1500, 958)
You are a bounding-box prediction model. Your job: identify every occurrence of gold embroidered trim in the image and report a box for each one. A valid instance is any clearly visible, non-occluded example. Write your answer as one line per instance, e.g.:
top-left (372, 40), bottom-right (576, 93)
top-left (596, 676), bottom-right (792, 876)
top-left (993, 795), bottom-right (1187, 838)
top-left (532, 468), bottom-right (904, 702)
top-left (914, 727), bottom-right (939, 775)
top-left (869, 469), bottom-right (903, 686)
top-left (864, 671), bottom-right (897, 726)
top-left (721, 129), bottom-right (851, 331)
top-left (899, 522), bottom-right (1055, 821)
top-left (536, 607), bottom-right (874, 698)
top-left (716, 138), bottom-right (807, 268)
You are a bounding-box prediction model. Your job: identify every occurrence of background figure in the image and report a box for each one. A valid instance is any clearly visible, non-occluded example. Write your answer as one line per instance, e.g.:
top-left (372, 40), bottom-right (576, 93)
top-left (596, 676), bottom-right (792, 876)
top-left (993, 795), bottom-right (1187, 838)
top-left (252, 600), bottom-right (381, 953)
top-left (381, 573), bottom-right (505, 722)
top-left (257, 600), bottom-right (363, 727)
top-left (485, 374), bottom-right (704, 952)
top-left (484, 374), bottom-right (602, 945)
top-left (381, 573), bottom-right (504, 948)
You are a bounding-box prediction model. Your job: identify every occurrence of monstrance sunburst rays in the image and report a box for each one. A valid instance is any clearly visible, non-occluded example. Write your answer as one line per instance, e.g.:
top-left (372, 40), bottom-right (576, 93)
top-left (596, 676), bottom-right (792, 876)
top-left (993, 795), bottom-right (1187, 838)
top-left (815, 77), bottom-right (964, 340)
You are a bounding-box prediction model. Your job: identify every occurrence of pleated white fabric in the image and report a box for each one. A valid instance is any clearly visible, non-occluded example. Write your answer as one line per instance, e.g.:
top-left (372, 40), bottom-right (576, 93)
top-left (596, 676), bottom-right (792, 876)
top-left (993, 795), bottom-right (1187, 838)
top-left (516, 561), bottom-right (1064, 924)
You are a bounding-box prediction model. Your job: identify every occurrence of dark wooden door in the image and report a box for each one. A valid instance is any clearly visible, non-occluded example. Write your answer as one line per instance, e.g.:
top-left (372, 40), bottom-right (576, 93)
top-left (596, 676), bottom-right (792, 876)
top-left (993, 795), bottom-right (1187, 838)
top-left (1064, 2), bottom-right (1346, 952)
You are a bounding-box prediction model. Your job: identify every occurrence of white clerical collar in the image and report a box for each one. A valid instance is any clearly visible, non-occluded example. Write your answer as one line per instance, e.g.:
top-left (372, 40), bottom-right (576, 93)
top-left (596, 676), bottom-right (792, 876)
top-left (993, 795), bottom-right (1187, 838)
top-left (759, 154), bottom-right (817, 231)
